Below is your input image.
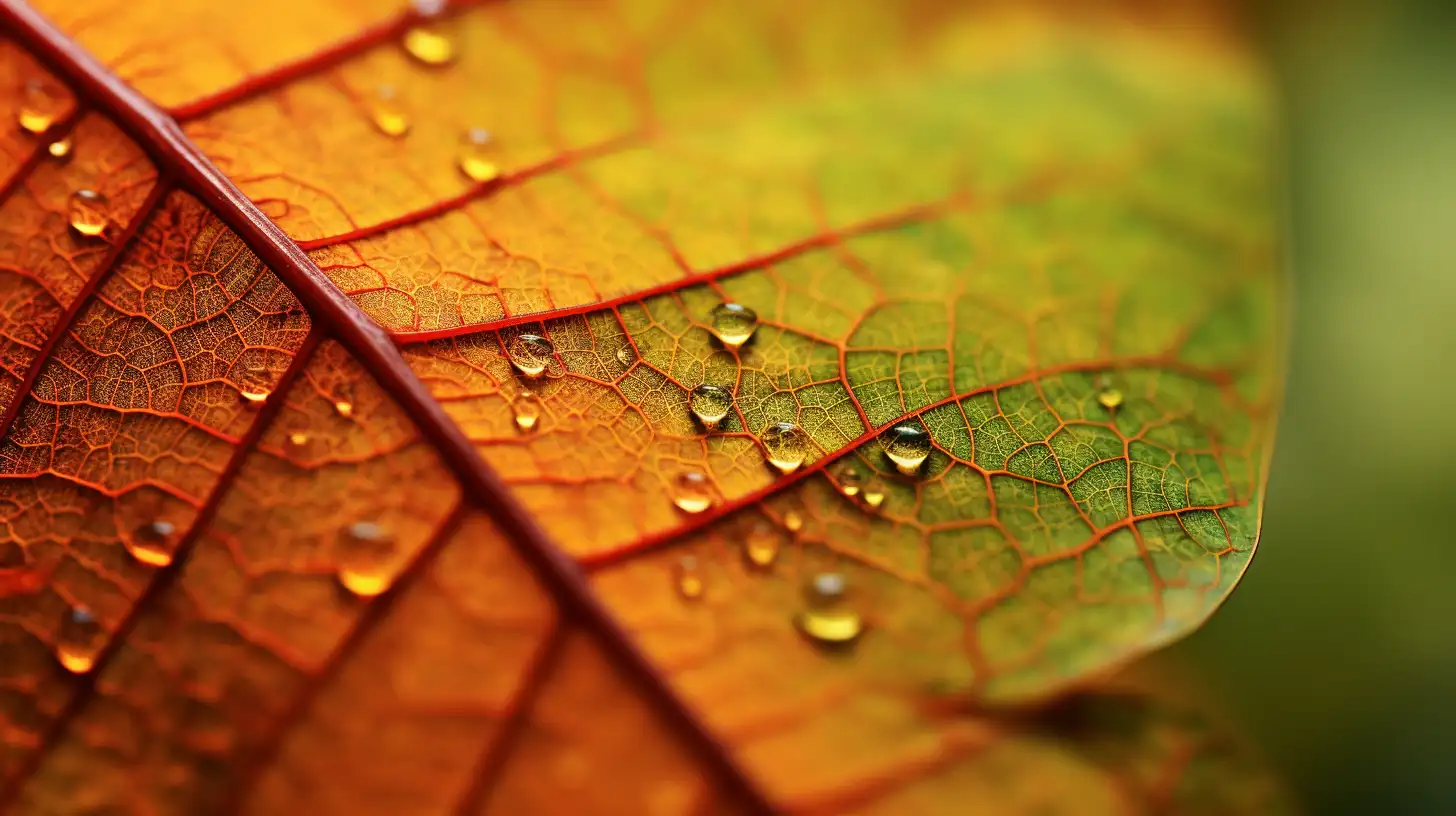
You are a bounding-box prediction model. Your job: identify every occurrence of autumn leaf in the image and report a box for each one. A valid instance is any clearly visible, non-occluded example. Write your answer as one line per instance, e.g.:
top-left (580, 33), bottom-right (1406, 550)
top-left (0, 0), bottom-right (1285, 812)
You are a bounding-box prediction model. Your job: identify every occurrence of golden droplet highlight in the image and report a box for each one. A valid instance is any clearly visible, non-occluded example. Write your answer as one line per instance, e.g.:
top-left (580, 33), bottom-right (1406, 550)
top-left (337, 521), bottom-right (398, 598)
top-left (127, 520), bottom-right (177, 567)
top-left (783, 510), bottom-right (804, 533)
top-left (287, 431), bottom-right (310, 448)
top-left (760, 422), bottom-right (807, 474)
top-left (369, 85), bottom-right (410, 138)
top-left (689, 384), bottom-right (732, 430)
top-left (67, 189), bottom-right (109, 238)
top-left (457, 127), bottom-right (499, 183)
top-left (1097, 388), bottom-right (1124, 410)
top-left (862, 484), bottom-right (886, 509)
top-left (674, 556), bottom-right (704, 600)
top-left (55, 605), bottom-right (105, 674)
top-left (239, 388), bottom-right (270, 407)
top-left (671, 470), bottom-right (713, 514)
top-left (710, 302), bottom-right (758, 348)
top-left (743, 524), bottom-right (779, 569)
top-left (18, 79), bottom-right (63, 134)
top-left (334, 400), bottom-right (354, 418)
top-left (507, 333), bottom-right (554, 378)
top-left (47, 135), bottom-right (72, 159)
top-left (513, 393), bottom-right (541, 432)
top-left (402, 24), bottom-right (455, 66)
top-left (795, 572), bottom-right (863, 647)
top-left (880, 423), bottom-right (931, 476)
top-left (837, 467), bottom-right (862, 497)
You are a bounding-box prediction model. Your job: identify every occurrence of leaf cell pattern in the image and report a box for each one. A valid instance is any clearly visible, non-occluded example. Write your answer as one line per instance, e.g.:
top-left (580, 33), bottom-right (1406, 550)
top-left (0, 0), bottom-right (1287, 813)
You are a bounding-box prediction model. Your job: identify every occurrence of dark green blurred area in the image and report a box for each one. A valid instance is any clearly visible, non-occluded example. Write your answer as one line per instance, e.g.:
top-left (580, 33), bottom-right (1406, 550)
top-left (1171, 1), bottom-right (1456, 812)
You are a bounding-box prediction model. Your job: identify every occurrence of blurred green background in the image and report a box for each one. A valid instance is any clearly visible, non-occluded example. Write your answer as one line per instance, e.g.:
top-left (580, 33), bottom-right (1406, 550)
top-left (1173, 0), bottom-right (1456, 812)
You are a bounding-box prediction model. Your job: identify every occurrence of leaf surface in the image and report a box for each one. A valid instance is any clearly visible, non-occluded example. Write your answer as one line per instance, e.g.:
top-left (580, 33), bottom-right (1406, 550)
top-left (0, 0), bottom-right (1285, 812)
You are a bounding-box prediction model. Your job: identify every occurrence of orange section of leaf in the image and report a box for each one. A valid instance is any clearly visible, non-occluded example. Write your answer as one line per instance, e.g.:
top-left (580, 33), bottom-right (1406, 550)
top-left (0, 190), bottom-right (308, 783)
top-left (0, 113), bottom-right (156, 417)
top-left (244, 511), bottom-right (556, 816)
top-left (0, 39), bottom-right (75, 187)
top-left (10, 340), bottom-right (458, 813)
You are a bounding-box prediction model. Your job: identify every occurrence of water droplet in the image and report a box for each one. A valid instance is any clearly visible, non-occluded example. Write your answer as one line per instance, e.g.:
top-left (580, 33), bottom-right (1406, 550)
top-left (880, 423), bottom-right (931, 475)
top-left (47, 135), bottom-right (72, 159)
top-left (127, 520), bottom-right (177, 567)
top-left (507, 334), bottom-right (554, 378)
top-left (18, 79), bottom-right (63, 134)
top-left (337, 521), bottom-right (398, 598)
top-left (411, 0), bottom-right (447, 18)
top-left (334, 400), bottom-right (354, 418)
top-left (55, 605), bottom-right (105, 674)
top-left (615, 346), bottom-right (635, 367)
top-left (1097, 388), bottom-right (1124, 410)
top-left (369, 85), bottom-right (410, 137)
top-left (709, 302), bottom-right (758, 348)
top-left (795, 572), bottom-right (863, 646)
top-left (239, 388), bottom-right (270, 407)
top-left (513, 393), bottom-right (541, 432)
top-left (743, 524), bottom-right (778, 569)
top-left (783, 510), bottom-right (803, 533)
top-left (456, 127), bottom-right (498, 182)
top-left (837, 467), bottom-right (862, 497)
top-left (674, 556), bottom-right (704, 600)
top-left (760, 422), bottom-right (807, 474)
top-left (689, 384), bottom-right (732, 429)
top-left (287, 431), bottom-right (310, 447)
top-left (862, 485), bottom-right (886, 508)
top-left (671, 470), bottom-right (713, 514)
top-left (67, 189), bottom-right (109, 238)
top-left (403, 24), bottom-right (455, 66)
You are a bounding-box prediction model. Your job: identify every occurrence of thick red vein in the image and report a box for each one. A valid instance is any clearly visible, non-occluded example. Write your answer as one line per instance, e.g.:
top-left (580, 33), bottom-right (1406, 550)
top-left (0, 2), bottom-right (773, 811)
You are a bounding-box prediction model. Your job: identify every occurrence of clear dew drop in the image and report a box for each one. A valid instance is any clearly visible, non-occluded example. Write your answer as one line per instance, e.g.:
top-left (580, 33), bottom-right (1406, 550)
top-left (783, 510), bottom-right (804, 533)
top-left (743, 524), bottom-right (779, 569)
top-left (671, 470), bottom-right (713, 514)
top-left (880, 423), bottom-right (931, 475)
top-left (709, 302), bottom-right (758, 348)
top-left (795, 572), bottom-right (863, 646)
top-left (239, 388), bottom-right (270, 407)
top-left (674, 556), bottom-right (704, 600)
top-left (689, 384), bottom-right (732, 429)
top-left (337, 521), bottom-right (398, 598)
top-left (67, 189), bottom-right (109, 238)
top-left (615, 346), bottom-right (635, 367)
top-left (369, 85), bottom-right (411, 137)
top-left (760, 422), bottom-right (807, 474)
top-left (127, 520), bottom-right (177, 567)
top-left (47, 135), bottom-right (72, 159)
top-left (55, 605), bottom-right (105, 674)
top-left (513, 393), bottom-right (541, 432)
top-left (334, 400), bottom-right (354, 418)
top-left (507, 334), bottom-right (554, 378)
top-left (1097, 388), bottom-right (1124, 410)
top-left (837, 467), bottom-right (862, 497)
top-left (862, 485), bottom-right (886, 508)
top-left (402, 25), bottom-right (455, 66)
top-left (457, 127), bottom-right (499, 183)
top-left (18, 79), bottom-right (63, 134)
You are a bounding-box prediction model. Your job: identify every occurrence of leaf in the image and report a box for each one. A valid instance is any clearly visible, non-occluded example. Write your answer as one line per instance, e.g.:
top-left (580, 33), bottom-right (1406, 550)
top-left (0, 0), bottom-right (1285, 812)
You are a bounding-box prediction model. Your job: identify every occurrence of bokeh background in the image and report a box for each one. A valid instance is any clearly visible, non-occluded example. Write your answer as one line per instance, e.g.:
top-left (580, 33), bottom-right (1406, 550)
top-left (1172, 0), bottom-right (1456, 812)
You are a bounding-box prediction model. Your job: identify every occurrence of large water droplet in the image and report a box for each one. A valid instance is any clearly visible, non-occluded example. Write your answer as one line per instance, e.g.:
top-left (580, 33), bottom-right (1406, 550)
top-left (18, 79), bottom-right (63, 134)
top-left (403, 25), bottom-right (455, 66)
top-left (795, 572), bottom-right (863, 646)
top-left (55, 605), bottom-right (105, 674)
top-left (47, 135), bottom-right (72, 159)
top-left (67, 189), bottom-right (109, 238)
top-left (457, 127), bottom-right (499, 182)
top-left (337, 521), bottom-right (398, 597)
top-left (1097, 388), bottom-right (1124, 410)
top-left (513, 393), bottom-right (541, 432)
top-left (880, 423), bottom-right (931, 475)
top-left (239, 388), bottom-right (270, 407)
top-left (743, 524), bottom-right (779, 569)
top-left (507, 334), bottom-right (554, 378)
top-left (760, 422), bottom-right (807, 474)
top-left (674, 556), bottom-right (704, 600)
top-left (671, 470), bottom-right (713, 514)
top-left (127, 520), bottom-right (177, 567)
top-left (689, 384), bottom-right (732, 430)
top-left (369, 85), bottom-right (410, 137)
top-left (709, 302), bottom-right (757, 348)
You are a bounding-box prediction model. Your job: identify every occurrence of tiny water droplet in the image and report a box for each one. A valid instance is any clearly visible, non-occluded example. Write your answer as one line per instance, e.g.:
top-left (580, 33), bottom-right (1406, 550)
top-left (337, 521), bottom-right (397, 597)
top-left (369, 85), bottom-right (410, 137)
top-left (689, 384), bottom-right (732, 430)
top-left (862, 485), bottom-right (885, 508)
top-left (710, 302), bottom-right (758, 348)
top-left (239, 388), bottom-right (270, 406)
top-left (674, 556), bottom-right (704, 600)
top-left (837, 467), bottom-right (862, 497)
top-left (513, 393), bottom-right (541, 432)
top-left (760, 422), bottom-right (807, 474)
top-left (743, 524), bottom-right (779, 569)
top-left (18, 79), bottom-right (63, 134)
top-left (507, 334), bottom-right (554, 378)
top-left (671, 470), bottom-right (713, 514)
top-left (1097, 388), bottom-right (1124, 410)
top-left (47, 135), bottom-right (72, 159)
top-left (287, 431), bottom-right (310, 447)
top-left (334, 400), bottom-right (354, 418)
top-left (127, 520), bottom-right (177, 567)
top-left (55, 605), bottom-right (105, 674)
top-left (67, 189), bottom-right (109, 238)
top-left (615, 346), bottom-right (635, 367)
top-left (403, 24), bottom-right (455, 66)
top-left (457, 127), bottom-right (498, 182)
top-left (411, 0), bottom-right (447, 18)
top-left (783, 510), bottom-right (803, 533)
top-left (880, 423), bottom-right (931, 475)
top-left (795, 572), bottom-right (863, 646)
